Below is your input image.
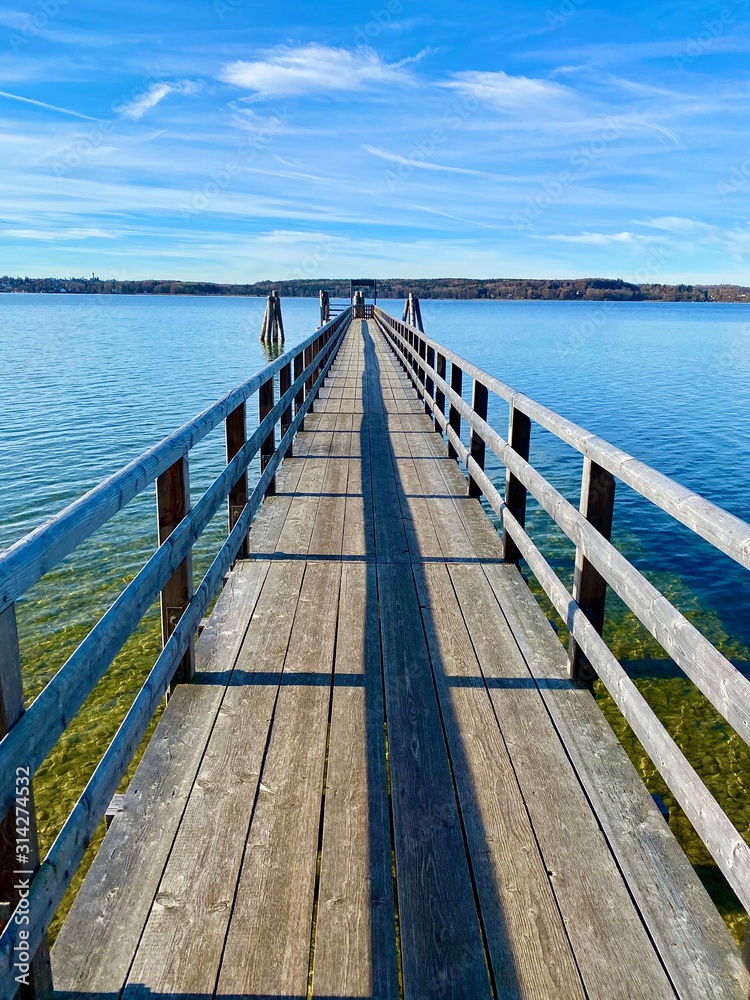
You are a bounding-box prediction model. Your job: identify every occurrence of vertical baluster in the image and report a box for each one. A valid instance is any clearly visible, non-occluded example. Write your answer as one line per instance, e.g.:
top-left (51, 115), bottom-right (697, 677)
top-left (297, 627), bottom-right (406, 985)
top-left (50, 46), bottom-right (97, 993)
top-left (294, 351), bottom-right (305, 432)
top-left (448, 363), bottom-right (463, 461)
top-left (259, 375), bottom-right (276, 496)
top-left (304, 343), bottom-right (314, 402)
top-left (0, 605), bottom-right (53, 1000)
top-left (156, 456), bottom-right (194, 693)
top-left (425, 345), bottom-right (435, 418)
top-left (569, 458), bottom-right (616, 684)
top-left (503, 401), bottom-right (531, 564)
top-left (468, 380), bottom-right (488, 499)
top-left (226, 402), bottom-right (249, 560)
top-left (280, 360), bottom-right (293, 457)
top-left (418, 337), bottom-right (426, 389)
top-left (435, 352), bottom-right (446, 433)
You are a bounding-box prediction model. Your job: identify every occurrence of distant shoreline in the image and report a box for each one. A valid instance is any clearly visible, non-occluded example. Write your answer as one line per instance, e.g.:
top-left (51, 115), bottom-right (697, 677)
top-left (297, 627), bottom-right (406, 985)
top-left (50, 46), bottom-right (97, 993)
top-left (2, 276), bottom-right (749, 302)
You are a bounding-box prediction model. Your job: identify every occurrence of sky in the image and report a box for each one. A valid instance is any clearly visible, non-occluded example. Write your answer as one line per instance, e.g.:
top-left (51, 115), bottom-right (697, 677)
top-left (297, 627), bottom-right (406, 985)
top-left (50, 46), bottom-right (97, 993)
top-left (0, 0), bottom-right (749, 282)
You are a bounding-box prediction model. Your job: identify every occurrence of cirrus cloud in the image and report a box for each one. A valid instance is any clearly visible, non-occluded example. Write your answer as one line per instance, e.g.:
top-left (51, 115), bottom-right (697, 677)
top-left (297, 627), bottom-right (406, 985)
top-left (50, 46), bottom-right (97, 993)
top-left (220, 44), bottom-right (416, 100)
top-left (442, 70), bottom-right (575, 111)
top-left (115, 80), bottom-right (202, 120)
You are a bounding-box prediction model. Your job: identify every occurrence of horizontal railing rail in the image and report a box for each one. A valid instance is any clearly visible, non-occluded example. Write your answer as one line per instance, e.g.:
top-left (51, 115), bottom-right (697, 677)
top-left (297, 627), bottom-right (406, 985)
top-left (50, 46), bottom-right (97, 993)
top-left (374, 305), bottom-right (750, 921)
top-left (0, 307), bottom-right (352, 999)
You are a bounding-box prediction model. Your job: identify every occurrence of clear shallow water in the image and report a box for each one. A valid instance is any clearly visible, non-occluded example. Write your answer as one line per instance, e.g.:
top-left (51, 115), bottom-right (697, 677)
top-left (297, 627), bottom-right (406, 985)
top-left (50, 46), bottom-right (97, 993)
top-left (1, 294), bottom-right (749, 940)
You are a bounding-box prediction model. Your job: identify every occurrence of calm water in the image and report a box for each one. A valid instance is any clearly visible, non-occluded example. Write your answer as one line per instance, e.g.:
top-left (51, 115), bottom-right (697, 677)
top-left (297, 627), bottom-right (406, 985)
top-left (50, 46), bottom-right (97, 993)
top-left (1, 294), bottom-right (749, 940)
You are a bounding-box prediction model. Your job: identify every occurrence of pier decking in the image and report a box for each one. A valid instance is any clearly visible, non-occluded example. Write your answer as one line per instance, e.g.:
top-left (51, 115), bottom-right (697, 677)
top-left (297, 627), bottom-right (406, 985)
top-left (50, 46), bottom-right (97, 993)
top-left (48, 320), bottom-right (746, 999)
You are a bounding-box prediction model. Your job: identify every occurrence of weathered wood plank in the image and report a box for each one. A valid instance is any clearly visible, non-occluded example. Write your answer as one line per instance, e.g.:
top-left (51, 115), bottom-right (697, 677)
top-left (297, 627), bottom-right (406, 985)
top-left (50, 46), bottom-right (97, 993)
top-left (217, 560), bottom-right (342, 997)
top-left (122, 559), bottom-right (306, 998)
top-left (52, 559), bottom-right (271, 996)
top-left (377, 562), bottom-right (492, 1000)
top-left (313, 562), bottom-right (398, 999)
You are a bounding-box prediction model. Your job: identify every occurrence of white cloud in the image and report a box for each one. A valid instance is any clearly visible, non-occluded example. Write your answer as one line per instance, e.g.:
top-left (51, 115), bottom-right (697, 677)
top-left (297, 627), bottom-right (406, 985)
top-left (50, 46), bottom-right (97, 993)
top-left (362, 144), bottom-right (487, 176)
top-left (442, 70), bottom-right (574, 111)
top-left (541, 231), bottom-right (663, 245)
top-left (3, 227), bottom-right (117, 240)
top-left (115, 81), bottom-right (200, 120)
top-left (219, 44), bottom-right (415, 99)
top-left (0, 89), bottom-right (99, 120)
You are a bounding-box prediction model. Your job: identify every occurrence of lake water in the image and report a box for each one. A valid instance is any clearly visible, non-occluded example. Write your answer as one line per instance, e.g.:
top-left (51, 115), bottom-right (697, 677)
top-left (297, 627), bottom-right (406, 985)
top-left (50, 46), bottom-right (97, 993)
top-left (1, 294), bottom-right (749, 940)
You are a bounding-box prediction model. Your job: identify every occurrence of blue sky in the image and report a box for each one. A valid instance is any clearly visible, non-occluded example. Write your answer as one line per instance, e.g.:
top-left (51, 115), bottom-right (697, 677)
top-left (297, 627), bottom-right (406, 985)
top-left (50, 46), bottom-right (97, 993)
top-left (1, 0), bottom-right (749, 282)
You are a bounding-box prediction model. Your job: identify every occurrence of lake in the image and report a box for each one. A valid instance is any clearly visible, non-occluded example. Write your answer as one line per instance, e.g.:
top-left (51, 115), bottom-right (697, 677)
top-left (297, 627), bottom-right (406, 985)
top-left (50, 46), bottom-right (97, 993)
top-left (1, 293), bottom-right (749, 940)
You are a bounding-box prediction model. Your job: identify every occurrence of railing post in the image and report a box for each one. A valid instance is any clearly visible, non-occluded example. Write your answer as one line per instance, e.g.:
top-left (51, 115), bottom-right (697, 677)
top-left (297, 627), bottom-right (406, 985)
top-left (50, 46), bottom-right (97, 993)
top-left (226, 402), bottom-right (249, 560)
top-left (280, 359), bottom-right (293, 457)
top-left (569, 458), bottom-right (616, 685)
top-left (0, 605), bottom-right (53, 1000)
top-left (156, 456), bottom-right (194, 692)
top-left (418, 337), bottom-right (426, 388)
top-left (304, 343), bottom-right (314, 401)
top-left (259, 375), bottom-right (276, 496)
top-left (448, 363), bottom-right (463, 460)
top-left (503, 401), bottom-right (531, 563)
top-left (468, 380), bottom-right (488, 499)
top-left (425, 345), bottom-right (435, 418)
top-left (294, 351), bottom-right (305, 432)
top-left (435, 352), bottom-right (446, 432)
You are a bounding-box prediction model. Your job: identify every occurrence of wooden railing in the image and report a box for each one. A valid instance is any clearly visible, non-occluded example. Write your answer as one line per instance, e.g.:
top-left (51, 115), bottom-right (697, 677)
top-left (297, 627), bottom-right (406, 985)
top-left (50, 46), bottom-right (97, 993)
top-left (0, 307), bottom-right (351, 999)
top-left (374, 305), bottom-right (750, 928)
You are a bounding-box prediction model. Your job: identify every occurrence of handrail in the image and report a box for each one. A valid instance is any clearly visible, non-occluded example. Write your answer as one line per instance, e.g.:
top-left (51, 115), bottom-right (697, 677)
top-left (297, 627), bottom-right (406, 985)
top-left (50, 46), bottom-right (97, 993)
top-left (0, 306), bottom-right (352, 999)
top-left (374, 308), bottom-right (750, 571)
top-left (0, 309), bottom-right (350, 614)
top-left (374, 305), bottom-right (750, 919)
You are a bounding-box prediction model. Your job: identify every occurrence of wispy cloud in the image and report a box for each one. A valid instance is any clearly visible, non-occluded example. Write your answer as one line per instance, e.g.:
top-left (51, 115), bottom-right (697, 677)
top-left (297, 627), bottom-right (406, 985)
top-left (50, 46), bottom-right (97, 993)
top-left (441, 70), bottom-right (575, 111)
top-left (115, 81), bottom-right (201, 120)
top-left (2, 226), bottom-right (117, 240)
top-left (362, 144), bottom-right (487, 176)
top-left (220, 44), bottom-right (416, 100)
top-left (0, 89), bottom-right (100, 120)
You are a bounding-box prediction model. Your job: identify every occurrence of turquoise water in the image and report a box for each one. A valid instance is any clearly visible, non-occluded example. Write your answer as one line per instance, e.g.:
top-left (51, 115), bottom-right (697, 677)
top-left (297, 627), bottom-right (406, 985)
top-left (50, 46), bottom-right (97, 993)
top-left (1, 294), bottom-right (749, 939)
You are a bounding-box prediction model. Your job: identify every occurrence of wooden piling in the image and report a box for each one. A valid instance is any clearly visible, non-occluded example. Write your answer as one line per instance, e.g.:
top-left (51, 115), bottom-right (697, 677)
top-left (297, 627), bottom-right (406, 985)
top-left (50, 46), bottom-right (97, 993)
top-left (260, 291), bottom-right (285, 343)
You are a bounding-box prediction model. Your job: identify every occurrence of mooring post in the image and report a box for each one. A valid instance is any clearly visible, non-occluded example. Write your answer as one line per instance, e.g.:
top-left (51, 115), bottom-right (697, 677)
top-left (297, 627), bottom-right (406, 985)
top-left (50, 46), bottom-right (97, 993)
top-left (156, 456), bottom-right (195, 692)
top-left (260, 291), bottom-right (285, 342)
top-left (435, 352), bottom-right (447, 432)
top-left (469, 380), bottom-right (488, 498)
top-left (259, 375), bottom-right (276, 496)
top-left (0, 605), bottom-right (53, 1000)
top-left (319, 290), bottom-right (330, 327)
top-left (448, 363), bottom-right (463, 460)
top-left (280, 359), bottom-right (293, 457)
top-left (226, 402), bottom-right (249, 560)
top-left (503, 401), bottom-right (531, 563)
top-left (569, 458), bottom-right (616, 684)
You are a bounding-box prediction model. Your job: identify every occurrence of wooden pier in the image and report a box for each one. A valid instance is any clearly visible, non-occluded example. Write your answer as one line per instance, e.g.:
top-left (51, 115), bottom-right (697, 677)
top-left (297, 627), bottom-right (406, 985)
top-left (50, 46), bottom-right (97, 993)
top-left (1, 305), bottom-right (749, 999)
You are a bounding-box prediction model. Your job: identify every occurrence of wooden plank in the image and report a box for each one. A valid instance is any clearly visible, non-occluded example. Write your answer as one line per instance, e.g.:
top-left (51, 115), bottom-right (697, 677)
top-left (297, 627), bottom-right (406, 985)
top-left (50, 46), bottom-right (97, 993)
top-left (123, 558), bottom-right (306, 998)
top-left (377, 562), bottom-right (492, 1000)
top-left (412, 563), bottom-right (586, 999)
top-left (52, 559), bottom-right (271, 996)
top-left (216, 560), bottom-right (342, 997)
top-left (481, 560), bottom-right (750, 1000)
top-left (313, 562), bottom-right (399, 999)
top-left (156, 456), bottom-right (194, 689)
